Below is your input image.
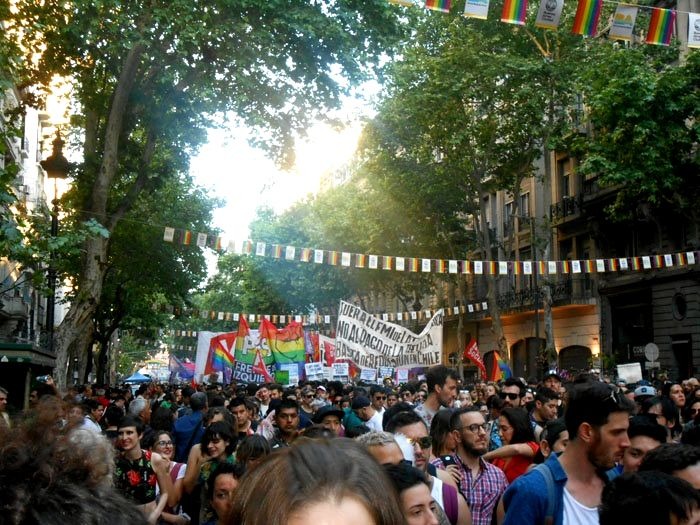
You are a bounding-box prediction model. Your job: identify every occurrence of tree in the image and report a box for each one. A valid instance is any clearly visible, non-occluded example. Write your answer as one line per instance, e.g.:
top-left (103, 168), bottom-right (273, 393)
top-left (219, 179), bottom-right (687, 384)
top-left (88, 174), bottom-right (219, 384)
top-left (358, 12), bottom-right (580, 363)
top-left (9, 0), bottom-right (408, 389)
top-left (558, 45), bottom-right (700, 221)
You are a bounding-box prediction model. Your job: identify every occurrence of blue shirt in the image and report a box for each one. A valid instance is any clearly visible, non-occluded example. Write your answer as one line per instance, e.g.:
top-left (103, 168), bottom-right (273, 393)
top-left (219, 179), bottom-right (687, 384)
top-left (502, 453), bottom-right (568, 525)
top-left (173, 410), bottom-right (204, 463)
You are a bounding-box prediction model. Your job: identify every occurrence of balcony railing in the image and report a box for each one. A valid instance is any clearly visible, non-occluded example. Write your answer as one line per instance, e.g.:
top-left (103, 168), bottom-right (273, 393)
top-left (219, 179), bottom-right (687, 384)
top-left (550, 195), bottom-right (582, 221)
top-left (495, 279), bottom-right (592, 312)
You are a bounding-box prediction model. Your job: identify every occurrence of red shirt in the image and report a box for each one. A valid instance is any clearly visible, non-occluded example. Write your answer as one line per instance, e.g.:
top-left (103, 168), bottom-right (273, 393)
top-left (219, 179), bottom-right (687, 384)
top-left (492, 441), bottom-right (539, 483)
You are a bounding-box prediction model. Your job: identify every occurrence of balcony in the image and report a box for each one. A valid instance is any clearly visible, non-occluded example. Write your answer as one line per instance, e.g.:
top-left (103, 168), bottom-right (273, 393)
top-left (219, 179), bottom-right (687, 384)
top-left (550, 195), bottom-right (582, 222)
top-left (495, 278), bottom-right (594, 313)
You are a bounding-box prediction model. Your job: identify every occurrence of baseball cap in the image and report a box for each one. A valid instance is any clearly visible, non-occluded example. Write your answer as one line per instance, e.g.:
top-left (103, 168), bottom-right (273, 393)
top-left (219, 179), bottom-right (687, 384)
top-left (351, 396), bottom-right (371, 410)
top-left (634, 385), bottom-right (656, 399)
top-left (313, 405), bottom-right (345, 424)
top-left (316, 385), bottom-right (327, 392)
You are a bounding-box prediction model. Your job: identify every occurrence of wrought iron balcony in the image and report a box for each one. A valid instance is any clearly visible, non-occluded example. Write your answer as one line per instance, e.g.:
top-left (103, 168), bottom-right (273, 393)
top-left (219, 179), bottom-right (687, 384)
top-left (550, 195), bottom-right (582, 221)
top-left (495, 279), bottom-right (592, 313)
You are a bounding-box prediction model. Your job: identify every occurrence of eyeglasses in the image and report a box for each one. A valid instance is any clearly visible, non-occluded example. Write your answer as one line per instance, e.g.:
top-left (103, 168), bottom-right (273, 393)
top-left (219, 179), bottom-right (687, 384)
top-left (498, 392), bottom-right (520, 400)
top-left (405, 436), bottom-right (432, 449)
top-left (304, 394), bottom-right (314, 398)
top-left (456, 423), bottom-right (489, 434)
top-left (374, 396), bottom-right (386, 401)
top-left (157, 440), bottom-right (173, 447)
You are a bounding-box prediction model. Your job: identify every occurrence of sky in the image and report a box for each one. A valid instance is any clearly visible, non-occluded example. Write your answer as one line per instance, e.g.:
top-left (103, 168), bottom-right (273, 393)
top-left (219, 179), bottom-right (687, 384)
top-left (189, 121), bottom-right (363, 248)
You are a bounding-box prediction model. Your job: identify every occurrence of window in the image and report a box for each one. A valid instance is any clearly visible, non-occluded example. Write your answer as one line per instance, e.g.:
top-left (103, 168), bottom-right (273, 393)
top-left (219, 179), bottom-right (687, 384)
top-left (520, 193), bottom-right (530, 217)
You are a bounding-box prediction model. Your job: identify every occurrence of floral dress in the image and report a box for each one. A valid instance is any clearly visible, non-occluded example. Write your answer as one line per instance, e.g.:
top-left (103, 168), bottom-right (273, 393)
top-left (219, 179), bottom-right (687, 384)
top-left (115, 449), bottom-right (158, 504)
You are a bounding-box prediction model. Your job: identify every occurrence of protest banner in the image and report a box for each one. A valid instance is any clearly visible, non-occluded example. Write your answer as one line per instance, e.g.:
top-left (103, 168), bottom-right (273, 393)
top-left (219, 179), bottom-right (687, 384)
top-left (335, 300), bottom-right (444, 370)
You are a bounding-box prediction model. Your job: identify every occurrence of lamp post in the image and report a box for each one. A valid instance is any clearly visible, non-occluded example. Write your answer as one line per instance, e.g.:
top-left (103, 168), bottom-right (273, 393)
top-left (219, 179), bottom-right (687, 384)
top-left (40, 131), bottom-right (71, 355)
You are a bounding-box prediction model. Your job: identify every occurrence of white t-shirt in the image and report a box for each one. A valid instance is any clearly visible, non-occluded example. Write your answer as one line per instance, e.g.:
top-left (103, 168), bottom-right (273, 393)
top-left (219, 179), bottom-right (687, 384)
top-left (366, 410), bottom-right (384, 432)
top-left (562, 487), bottom-right (599, 525)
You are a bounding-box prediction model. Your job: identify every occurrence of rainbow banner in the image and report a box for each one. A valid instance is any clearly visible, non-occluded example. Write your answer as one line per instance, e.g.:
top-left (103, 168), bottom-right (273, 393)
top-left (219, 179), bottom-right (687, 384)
top-left (501, 0), bottom-right (528, 25)
top-left (204, 332), bottom-right (236, 374)
top-left (260, 318), bottom-right (307, 365)
top-left (489, 351), bottom-right (513, 381)
top-left (646, 8), bottom-right (675, 46)
top-left (425, 0), bottom-right (451, 12)
top-left (571, 0), bottom-right (602, 36)
top-left (389, 0), bottom-right (415, 6)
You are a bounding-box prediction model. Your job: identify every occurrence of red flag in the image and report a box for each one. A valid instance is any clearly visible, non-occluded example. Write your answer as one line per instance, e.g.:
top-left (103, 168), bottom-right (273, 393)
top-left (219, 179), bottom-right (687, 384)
top-left (463, 339), bottom-right (487, 378)
top-left (237, 315), bottom-right (250, 338)
top-left (252, 347), bottom-right (274, 382)
top-left (321, 337), bottom-right (336, 366)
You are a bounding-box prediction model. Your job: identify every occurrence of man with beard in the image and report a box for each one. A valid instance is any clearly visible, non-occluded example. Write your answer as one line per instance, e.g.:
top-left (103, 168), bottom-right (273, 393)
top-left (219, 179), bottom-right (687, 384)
top-left (502, 381), bottom-right (635, 525)
top-left (450, 407), bottom-right (508, 525)
top-left (499, 378), bottom-right (525, 410)
top-left (415, 365), bottom-right (459, 428)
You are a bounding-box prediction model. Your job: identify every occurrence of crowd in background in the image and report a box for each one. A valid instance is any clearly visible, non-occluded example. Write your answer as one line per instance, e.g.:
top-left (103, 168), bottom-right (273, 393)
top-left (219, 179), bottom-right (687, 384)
top-left (0, 368), bottom-right (699, 525)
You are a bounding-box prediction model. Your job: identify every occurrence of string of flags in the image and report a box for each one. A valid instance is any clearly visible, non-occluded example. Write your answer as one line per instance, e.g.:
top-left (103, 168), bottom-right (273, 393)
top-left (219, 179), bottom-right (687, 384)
top-left (163, 227), bottom-right (226, 251)
top-left (240, 239), bottom-right (700, 277)
top-left (161, 225), bottom-right (700, 278)
top-left (391, 0), bottom-right (700, 48)
top-left (152, 302), bottom-right (490, 326)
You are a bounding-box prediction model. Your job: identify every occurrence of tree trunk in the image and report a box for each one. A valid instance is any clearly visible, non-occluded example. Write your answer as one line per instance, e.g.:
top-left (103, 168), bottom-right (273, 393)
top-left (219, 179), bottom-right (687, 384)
top-left (95, 333), bottom-right (110, 386)
top-left (108, 329), bottom-right (119, 386)
top-left (52, 45), bottom-right (145, 391)
top-left (478, 200), bottom-right (509, 360)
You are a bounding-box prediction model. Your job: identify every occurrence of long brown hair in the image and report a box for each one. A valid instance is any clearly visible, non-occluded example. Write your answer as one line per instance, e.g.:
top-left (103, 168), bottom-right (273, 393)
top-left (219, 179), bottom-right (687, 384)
top-left (228, 437), bottom-right (404, 525)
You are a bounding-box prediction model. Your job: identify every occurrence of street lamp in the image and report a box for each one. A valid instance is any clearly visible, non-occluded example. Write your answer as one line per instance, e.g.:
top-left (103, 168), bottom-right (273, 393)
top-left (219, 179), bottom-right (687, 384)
top-left (40, 131), bottom-right (71, 355)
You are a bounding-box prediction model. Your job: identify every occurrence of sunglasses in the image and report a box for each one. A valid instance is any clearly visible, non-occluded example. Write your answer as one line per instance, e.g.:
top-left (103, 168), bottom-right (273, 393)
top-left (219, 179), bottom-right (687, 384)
top-left (405, 436), bottom-right (432, 449)
top-left (374, 396), bottom-right (387, 400)
top-left (498, 392), bottom-right (520, 400)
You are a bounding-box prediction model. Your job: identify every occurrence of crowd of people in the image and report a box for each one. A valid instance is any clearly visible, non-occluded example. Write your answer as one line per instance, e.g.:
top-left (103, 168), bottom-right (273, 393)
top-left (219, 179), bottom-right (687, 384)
top-left (0, 368), bottom-right (699, 525)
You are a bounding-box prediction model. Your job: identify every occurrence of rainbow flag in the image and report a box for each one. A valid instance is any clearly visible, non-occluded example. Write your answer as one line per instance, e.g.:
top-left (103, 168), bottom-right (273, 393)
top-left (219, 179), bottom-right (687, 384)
top-left (273, 245), bottom-right (283, 258)
top-left (410, 258), bottom-right (420, 272)
top-left (182, 230), bottom-right (192, 245)
top-left (356, 254), bottom-right (367, 268)
top-left (260, 318), bottom-right (307, 365)
top-left (438, 260), bottom-right (448, 273)
top-left (329, 251), bottom-right (340, 265)
top-left (489, 351), bottom-right (513, 381)
top-left (204, 332), bottom-right (236, 374)
top-left (300, 248), bottom-right (312, 262)
top-left (646, 8), bottom-right (675, 46)
top-left (241, 240), bottom-right (253, 254)
top-left (584, 260), bottom-right (595, 273)
top-left (425, 0), bottom-right (451, 12)
top-left (572, 0), bottom-right (602, 36)
top-left (632, 257), bottom-right (642, 271)
top-left (382, 256), bottom-right (393, 270)
top-left (501, 0), bottom-right (528, 25)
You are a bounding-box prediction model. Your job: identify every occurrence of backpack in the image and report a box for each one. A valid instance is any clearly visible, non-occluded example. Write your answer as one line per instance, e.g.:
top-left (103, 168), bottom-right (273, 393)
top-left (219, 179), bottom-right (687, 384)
top-left (531, 462), bottom-right (557, 525)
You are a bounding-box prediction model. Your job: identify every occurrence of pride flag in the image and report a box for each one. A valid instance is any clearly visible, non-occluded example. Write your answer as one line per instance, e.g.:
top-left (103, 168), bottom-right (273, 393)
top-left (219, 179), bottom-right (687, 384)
top-left (204, 332), bottom-right (236, 374)
top-left (646, 8), bottom-right (675, 46)
top-left (572, 0), bottom-right (602, 36)
top-left (501, 0), bottom-right (528, 25)
top-left (260, 318), bottom-right (307, 365)
top-left (426, 0), bottom-right (451, 12)
top-left (489, 351), bottom-right (513, 382)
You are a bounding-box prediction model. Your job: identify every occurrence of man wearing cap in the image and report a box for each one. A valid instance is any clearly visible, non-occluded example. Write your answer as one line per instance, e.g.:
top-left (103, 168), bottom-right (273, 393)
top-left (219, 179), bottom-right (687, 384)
top-left (316, 385), bottom-right (330, 405)
top-left (173, 391), bottom-right (208, 462)
top-left (352, 396), bottom-right (383, 432)
top-left (313, 405), bottom-right (345, 436)
top-left (543, 371), bottom-right (563, 395)
top-left (634, 385), bottom-right (657, 412)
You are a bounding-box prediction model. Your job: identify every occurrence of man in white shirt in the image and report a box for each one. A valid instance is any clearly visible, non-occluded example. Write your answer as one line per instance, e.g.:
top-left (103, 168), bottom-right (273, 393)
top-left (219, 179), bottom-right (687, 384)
top-left (352, 396), bottom-right (383, 432)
